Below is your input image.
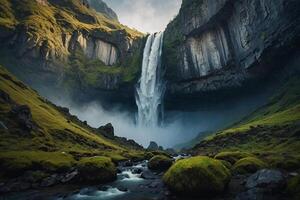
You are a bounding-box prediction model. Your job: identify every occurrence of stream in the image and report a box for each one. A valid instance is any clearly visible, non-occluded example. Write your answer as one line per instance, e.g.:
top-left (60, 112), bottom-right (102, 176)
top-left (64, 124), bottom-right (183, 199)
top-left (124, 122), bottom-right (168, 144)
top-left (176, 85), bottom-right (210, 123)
top-left (59, 160), bottom-right (167, 200)
top-left (3, 156), bottom-right (190, 200)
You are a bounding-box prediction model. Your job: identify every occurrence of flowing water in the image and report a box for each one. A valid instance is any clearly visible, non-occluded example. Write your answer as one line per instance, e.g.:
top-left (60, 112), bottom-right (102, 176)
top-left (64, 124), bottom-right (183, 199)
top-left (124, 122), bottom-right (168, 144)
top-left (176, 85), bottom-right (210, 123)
top-left (135, 32), bottom-right (166, 127)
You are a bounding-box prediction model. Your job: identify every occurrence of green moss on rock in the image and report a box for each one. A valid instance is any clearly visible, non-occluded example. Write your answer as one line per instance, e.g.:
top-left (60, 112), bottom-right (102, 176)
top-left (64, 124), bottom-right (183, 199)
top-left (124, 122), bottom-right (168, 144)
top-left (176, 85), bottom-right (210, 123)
top-left (286, 175), bottom-right (300, 200)
top-left (148, 155), bottom-right (173, 171)
top-left (163, 156), bottom-right (231, 196)
top-left (214, 151), bottom-right (254, 164)
top-left (232, 157), bottom-right (268, 174)
top-left (77, 156), bottom-right (116, 183)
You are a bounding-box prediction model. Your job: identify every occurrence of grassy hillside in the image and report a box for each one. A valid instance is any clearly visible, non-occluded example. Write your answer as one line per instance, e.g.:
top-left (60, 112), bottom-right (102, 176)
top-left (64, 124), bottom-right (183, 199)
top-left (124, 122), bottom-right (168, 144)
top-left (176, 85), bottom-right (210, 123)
top-left (0, 65), bottom-right (146, 181)
top-left (191, 73), bottom-right (300, 171)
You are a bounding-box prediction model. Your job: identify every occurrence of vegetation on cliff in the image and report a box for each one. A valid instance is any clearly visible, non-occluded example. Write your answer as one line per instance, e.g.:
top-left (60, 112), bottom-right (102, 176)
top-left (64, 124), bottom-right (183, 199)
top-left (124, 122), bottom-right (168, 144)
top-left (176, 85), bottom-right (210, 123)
top-left (0, 0), bottom-right (145, 94)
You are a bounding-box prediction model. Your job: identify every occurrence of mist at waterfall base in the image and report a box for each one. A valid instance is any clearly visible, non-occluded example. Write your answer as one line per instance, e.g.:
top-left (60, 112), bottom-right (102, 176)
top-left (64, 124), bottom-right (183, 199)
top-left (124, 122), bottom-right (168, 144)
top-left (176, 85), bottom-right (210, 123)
top-left (48, 90), bottom-right (270, 148)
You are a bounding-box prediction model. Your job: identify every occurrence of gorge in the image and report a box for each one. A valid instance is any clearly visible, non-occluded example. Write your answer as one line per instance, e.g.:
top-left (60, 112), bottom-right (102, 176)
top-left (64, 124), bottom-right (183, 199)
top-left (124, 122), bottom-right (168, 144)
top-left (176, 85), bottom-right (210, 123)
top-left (0, 0), bottom-right (300, 200)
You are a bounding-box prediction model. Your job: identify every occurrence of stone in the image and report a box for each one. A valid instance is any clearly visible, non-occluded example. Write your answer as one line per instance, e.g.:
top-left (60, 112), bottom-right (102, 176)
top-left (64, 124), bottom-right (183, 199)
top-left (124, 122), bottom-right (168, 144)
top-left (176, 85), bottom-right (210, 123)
top-left (132, 168), bottom-right (143, 174)
top-left (246, 169), bottom-right (286, 190)
top-left (148, 155), bottom-right (173, 171)
top-left (61, 170), bottom-right (78, 183)
top-left (10, 105), bottom-right (34, 131)
top-left (41, 174), bottom-right (58, 187)
top-left (98, 123), bottom-right (114, 139)
top-left (147, 141), bottom-right (159, 151)
top-left (141, 171), bottom-right (156, 180)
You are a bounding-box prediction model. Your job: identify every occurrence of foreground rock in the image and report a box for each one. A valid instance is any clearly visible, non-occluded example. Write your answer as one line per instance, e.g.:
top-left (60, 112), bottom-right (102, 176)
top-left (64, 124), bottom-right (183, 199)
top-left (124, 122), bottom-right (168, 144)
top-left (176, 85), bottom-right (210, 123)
top-left (148, 155), bottom-right (173, 171)
top-left (246, 169), bottom-right (286, 190)
top-left (236, 169), bottom-right (287, 200)
top-left (163, 156), bottom-right (231, 196)
top-left (76, 156), bottom-right (117, 184)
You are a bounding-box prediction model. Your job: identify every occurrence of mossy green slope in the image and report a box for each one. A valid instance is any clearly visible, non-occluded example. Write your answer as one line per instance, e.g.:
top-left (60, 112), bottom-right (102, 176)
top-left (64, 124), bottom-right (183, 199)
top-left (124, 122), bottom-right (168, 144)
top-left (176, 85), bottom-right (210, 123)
top-left (192, 74), bottom-right (300, 171)
top-left (0, 65), bottom-right (144, 180)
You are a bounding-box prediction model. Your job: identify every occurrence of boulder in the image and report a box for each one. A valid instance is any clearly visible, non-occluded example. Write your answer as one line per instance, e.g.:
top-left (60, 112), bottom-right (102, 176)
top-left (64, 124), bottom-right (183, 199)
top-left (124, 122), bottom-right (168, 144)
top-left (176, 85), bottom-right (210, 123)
top-left (10, 105), bottom-right (34, 131)
top-left (76, 156), bottom-right (117, 184)
top-left (246, 169), bottom-right (286, 190)
top-left (98, 123), bottom-right (114, 139)
top-left (141, 170), bottom-right (156, 180)
top-left (61, 170), bottom-right (78, 183)
top-left (163, 156), bottom-right (231, 196)
top-left (147, 141), bottom-right (159, 151)
top-left (232, 157), bottom-right (268, 174)
top-left (148, 155), bottom-right (173, 171)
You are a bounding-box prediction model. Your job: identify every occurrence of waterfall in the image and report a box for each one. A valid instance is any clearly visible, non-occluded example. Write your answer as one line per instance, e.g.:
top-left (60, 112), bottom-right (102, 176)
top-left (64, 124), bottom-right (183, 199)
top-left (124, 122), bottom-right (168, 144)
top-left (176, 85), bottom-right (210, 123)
top-left (135, 32), bottom-right (165, 127)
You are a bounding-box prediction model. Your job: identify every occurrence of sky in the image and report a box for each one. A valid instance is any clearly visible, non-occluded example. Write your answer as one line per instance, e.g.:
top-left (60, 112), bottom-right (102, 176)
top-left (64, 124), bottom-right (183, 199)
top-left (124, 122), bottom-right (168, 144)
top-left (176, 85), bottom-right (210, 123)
top-left (102, 0), bottom-right (182, 33)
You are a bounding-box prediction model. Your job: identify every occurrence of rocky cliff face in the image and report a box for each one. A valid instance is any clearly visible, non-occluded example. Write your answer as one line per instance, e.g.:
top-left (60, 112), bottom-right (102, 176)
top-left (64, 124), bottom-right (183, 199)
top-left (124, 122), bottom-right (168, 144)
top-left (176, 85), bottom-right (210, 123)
top-left (163, 0), bottom-right (300, 96)
top-left (0, 0), bottom-right (144, 102)
top-left (87, 0), bottom-right (119, 21)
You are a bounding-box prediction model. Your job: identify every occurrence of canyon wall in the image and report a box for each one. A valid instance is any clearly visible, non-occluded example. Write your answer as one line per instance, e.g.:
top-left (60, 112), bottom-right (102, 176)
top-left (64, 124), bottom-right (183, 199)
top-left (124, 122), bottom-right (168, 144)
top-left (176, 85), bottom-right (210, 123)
top-left (0, 0), bottom-right (145, 103)
top-left (163, 0), bottom-right (300, 96)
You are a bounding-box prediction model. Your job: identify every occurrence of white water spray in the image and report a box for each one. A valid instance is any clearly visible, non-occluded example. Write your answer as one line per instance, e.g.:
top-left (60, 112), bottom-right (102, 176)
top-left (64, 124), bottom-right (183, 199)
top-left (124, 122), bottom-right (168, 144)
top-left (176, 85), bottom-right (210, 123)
top-left (135, 32), bottom-right (165, 127)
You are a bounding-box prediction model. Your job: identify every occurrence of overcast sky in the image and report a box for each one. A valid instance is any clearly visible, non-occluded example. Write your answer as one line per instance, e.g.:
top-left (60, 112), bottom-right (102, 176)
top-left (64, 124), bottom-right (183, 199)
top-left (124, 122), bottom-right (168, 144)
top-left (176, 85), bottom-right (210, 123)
top-left (102, 0), bottom-right (182, 33)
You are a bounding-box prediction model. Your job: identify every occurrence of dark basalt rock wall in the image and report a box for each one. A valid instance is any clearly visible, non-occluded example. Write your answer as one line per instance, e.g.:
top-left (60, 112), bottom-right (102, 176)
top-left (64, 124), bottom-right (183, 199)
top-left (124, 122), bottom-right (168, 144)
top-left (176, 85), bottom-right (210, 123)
top-left (163, 0), bottom-right (300, 97)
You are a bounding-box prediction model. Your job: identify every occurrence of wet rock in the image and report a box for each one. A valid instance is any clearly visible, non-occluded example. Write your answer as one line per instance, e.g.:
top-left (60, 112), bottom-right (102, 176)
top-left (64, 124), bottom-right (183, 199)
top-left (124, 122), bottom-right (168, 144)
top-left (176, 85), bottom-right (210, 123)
top-left (117, 186), bottom-right (128, 192)
top-left (147, 141), bottom-right (159, 151)
top-left (149, 180), bottom-right (162, 188)
top-left (132, 168), bottom-right (143, 174)
top-left (61, 170), bottom-right (78, 183)
top-left (148, 155), bottom-right (173, 171)
top-left (246, 169), bottom-right (286, 190)
top-left (10, 105), bottom-right (34, 131)
top-left (41, 174), bottom-right (58, 187)
top-left (141, 171), bottom-right (156, 180)
top-left (235, 188), bottom-right (265, 200)
top-left (0, 180), bottom-right (31, 193)
top-left (123, 160), bottom-right (133, 167)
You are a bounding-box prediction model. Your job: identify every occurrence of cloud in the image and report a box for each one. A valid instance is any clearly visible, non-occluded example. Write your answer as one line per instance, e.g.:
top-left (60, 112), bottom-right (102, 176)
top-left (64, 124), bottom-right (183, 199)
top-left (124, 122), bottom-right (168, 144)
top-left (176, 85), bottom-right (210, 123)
top-left (102, 0), bottom-right (182, 33)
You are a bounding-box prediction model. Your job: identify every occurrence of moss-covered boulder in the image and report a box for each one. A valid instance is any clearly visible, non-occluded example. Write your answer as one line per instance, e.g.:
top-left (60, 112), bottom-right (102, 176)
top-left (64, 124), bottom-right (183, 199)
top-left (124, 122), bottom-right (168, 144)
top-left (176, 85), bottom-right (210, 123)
top-left (286, 175), bottom-right (300, 200)
top-left (214, 151), bottom-right (254, 164)
top-left (163, 156), bottom-right (231, 196)
top-left (77, 156), bottom-right (117, 183)
top-left (148, 155), bottom-right (173, 171)
top-left (232, 157), bottom-right (268, 174)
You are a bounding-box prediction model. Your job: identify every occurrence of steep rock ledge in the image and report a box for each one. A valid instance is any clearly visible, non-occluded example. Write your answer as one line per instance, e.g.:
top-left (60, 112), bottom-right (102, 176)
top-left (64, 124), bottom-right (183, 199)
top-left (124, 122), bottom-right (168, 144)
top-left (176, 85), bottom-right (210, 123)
top-left (163, 0), bottom-right (300, 97)
top-left (0, 0), bottom-right (144, 102)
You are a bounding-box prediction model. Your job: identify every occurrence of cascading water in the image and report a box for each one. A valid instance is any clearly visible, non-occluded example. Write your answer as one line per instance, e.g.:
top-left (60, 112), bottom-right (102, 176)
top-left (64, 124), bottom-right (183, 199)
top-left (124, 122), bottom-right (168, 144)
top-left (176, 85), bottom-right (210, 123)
top-left (135, 32), bottom-right (165, 127)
